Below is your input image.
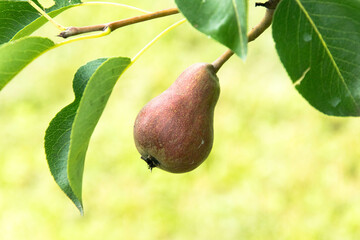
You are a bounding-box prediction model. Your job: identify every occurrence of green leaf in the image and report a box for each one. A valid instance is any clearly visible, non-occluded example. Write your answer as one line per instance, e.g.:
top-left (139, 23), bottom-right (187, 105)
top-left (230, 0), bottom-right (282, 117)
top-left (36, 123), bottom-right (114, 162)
top-left (0, 0), bottom-right (42, 44)
top-left (273, 0), bottom-right (360, 116)
top-left (0, 0), bottom-right (81, 45)
top-left (0, 36), bottom-right (55, 90)
top-left (45, 57), bottom-right (131, 214)
top-left (47, 0), bottom-right (81, 12)
top-left (175, 0), bottom-right (248, 59)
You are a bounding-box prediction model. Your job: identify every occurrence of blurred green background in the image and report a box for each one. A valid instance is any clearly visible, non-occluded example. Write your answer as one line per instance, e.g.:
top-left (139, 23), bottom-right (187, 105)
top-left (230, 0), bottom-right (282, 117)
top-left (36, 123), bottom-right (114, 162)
top-left (1, 0), bottom-right (360, 239)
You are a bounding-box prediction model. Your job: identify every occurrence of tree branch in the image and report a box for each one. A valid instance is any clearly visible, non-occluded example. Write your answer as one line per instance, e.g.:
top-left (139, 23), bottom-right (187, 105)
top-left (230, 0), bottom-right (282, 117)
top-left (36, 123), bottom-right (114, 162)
top-left (212, 0), bottom-right (281, 73)
top-left (255, 0), bottom-right (280, 9)
top-left (59, 8), bottom-right (179, 38)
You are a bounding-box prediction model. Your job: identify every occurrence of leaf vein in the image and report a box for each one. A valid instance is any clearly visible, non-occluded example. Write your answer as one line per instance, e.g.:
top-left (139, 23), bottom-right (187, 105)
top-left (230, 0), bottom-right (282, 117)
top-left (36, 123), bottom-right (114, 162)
top-left (294, 0), bottom-right (359, 109)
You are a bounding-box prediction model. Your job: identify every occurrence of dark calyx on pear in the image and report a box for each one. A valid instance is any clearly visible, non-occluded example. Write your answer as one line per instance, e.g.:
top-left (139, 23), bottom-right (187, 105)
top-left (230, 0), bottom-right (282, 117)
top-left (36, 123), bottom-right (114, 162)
top-left (133, 63), bottom-right (220, 173)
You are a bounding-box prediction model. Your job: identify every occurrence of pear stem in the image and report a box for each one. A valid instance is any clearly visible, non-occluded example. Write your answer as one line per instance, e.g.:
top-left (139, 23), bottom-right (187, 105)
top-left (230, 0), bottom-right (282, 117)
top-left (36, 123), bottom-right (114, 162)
top-left (212, 50), bottom-right (234, 73)
top-left (212, 0), bottom-right (281, 73)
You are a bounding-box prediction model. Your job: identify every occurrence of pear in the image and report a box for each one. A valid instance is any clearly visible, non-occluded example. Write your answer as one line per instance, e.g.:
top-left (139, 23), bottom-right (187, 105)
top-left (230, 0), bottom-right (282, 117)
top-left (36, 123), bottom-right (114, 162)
top-left (133, 63), bottom-right (220, 173)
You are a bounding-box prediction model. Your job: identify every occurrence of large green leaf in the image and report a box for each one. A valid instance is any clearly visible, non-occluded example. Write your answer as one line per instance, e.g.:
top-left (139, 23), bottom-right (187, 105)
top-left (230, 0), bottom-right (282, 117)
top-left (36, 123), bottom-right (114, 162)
top-left (0, 0), bottom-right (81, 45)
top-left (45, 57), bottom-right (131, 214)
top-left (0, 36), bottom-right (55, 90)
top-left (175, 0), bottom-right (248, 59)
top-left (273, 0), bottom-right (360, 116)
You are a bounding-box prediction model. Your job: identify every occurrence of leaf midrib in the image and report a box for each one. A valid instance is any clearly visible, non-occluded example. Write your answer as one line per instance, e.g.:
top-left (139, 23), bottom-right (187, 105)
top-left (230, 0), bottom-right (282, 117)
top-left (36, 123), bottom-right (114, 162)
top-left (294, 0), bottom-right (359, 109)
top-left (231, 0), bottom-right (245, 50)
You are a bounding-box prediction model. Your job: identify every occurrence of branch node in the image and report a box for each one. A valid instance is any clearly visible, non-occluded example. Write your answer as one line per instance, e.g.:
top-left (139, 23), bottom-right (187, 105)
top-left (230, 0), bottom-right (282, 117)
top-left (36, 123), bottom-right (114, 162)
top-left (255, 0), bottom-right (280, 9)
top-left (255, 2), bottom-right (268, 8)
top-left (58, 27), bottom-right (76, 38)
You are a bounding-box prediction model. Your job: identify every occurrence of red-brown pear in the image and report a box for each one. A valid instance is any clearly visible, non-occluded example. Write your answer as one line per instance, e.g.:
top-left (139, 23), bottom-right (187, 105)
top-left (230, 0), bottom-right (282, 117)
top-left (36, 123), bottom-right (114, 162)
top-left (133, 63), bottom-right (220, 173)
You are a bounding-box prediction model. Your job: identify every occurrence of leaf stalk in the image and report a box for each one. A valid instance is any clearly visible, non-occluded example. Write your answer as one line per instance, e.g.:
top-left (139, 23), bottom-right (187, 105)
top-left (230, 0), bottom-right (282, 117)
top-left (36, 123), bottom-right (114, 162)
top-left (131, 19), bottom-right (186, 63)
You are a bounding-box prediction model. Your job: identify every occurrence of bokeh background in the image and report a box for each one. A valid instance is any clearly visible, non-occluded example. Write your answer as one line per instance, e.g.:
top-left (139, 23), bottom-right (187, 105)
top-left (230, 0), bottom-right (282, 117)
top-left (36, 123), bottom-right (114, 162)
top-left (1, 0), bottom-right (360, 239)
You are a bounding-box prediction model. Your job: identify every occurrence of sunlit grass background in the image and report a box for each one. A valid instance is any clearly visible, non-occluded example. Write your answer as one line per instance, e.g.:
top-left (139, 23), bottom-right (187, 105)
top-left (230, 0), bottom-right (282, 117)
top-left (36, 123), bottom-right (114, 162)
top-left (1, 0), bottom-right (360, 239)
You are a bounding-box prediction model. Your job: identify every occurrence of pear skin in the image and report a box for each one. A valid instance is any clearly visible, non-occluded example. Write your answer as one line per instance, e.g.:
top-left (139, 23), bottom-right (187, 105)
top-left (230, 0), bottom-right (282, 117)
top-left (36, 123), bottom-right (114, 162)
top-left (133, 63), bottom-right (220, 173)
